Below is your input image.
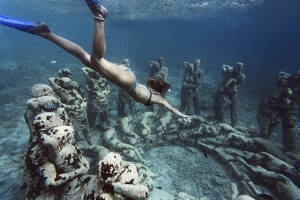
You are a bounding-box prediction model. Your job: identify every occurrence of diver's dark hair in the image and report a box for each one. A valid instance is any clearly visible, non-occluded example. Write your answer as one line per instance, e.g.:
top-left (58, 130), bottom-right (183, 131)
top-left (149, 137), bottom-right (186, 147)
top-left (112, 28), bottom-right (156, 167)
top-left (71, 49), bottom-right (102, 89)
top-left (147, 77), bottom-right (170, 97)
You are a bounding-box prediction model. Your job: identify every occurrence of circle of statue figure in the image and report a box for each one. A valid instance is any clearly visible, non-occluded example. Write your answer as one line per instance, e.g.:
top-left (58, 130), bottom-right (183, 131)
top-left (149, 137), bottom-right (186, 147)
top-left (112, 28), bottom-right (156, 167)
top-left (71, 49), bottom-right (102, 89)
top-left (180, 59), bottom-right (204, 115)
top-left (82, 67), bottom-right (111, 129)
top-left (257, 70), bottom-right (299, 153)
top-left (49, 68), bottom-right (90, 144)
top-left (214, 63), bottom-right (245, 127)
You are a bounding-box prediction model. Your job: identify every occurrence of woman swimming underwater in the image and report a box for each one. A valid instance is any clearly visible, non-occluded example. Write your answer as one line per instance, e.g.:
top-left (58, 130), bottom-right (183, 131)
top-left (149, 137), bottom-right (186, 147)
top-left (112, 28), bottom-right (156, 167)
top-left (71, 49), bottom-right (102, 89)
top-left (0, 0), bottom-right (190, 119)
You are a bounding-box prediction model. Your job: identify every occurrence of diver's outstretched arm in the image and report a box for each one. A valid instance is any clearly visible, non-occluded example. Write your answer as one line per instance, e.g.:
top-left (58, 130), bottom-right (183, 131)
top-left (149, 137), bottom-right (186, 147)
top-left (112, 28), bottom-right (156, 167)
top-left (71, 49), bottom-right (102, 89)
top-left (158, 97), bottom-right (190, 118)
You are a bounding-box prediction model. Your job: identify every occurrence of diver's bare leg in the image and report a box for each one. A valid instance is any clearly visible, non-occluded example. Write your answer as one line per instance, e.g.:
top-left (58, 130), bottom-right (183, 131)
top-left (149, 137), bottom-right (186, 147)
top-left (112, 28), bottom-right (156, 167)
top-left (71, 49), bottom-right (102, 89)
top-left (38, 32), bottom-right (92, 67)
top-left (91, 18), bottom-right (106, 62)
top-left (90, 18), bottom-right (125, 81)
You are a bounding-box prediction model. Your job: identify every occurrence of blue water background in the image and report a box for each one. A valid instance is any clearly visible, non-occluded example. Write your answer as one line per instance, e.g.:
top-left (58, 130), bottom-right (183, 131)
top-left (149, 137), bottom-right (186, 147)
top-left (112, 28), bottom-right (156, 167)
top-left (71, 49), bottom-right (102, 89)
top-left (0, 0), bottom-right (300, 92)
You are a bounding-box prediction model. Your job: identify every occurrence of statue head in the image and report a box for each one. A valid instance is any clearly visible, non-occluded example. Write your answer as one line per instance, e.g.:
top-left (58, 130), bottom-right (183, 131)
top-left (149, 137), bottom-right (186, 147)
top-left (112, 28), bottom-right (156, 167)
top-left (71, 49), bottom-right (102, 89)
top-left (59, 77), bottom-right (73, 89)
top-left (184, 62), bottom-right (194, 74)
top-left (278, 71), bottom-right (291, 87)
top-left (31, 84), bottom-right (56, 98)
top-left (58, 68), bottom-right (72, 78)
top-left (122, 58), bottom-right (130, 68)
top-left (33, 112), bottom-right (65, 133)
top-left (193, 59), bottom-right (201, 68)
top-left (41, 126), bottom-right (75, 148)
top-left (234, 62), bottom-right (244, 73)
top-left (158, 57), bottom-right (164, 67)
top-left (97, 152), bottom-right (122, 183)
top-left (222, 64), bottom-right (233, 73)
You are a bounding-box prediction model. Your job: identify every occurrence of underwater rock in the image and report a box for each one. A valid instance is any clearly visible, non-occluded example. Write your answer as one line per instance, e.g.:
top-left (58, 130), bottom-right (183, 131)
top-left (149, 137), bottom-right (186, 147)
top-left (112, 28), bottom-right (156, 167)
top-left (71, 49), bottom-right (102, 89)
top-left (81, 67), bottom-right (110, 129)
top-left (148, 189), bottom-right (174, 200)
top-left (174, 192), bottom-right (198, 200)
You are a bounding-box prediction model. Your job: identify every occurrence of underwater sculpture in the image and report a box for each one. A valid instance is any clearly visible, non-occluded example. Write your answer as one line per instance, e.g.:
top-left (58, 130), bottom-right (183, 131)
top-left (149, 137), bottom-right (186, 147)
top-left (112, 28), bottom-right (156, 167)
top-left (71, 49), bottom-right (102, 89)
top-left (147, 57), bottom-right (169, 115)
top-left (235, 195), bottom-right (255, 200)
top-left (24, 83), bottom-right (69, 142)
top-left (35, 123), bottom-right (89, 188)
top-left (24, 112), bottom-right (89, 199)
top-left (78, 144), bottom-right (156, 188)
top-left (180, 59), bottom-right (203, 115)
top-left (120, 108), bottom-right (300, 199)
top-left (148, 58), bottom-right (160, 78)
top-left (83, 152), bottom-right (150, 200)
top-left (25, 110), bottom-right (150, 200)
top-left (25, 95), bottom-right (69, 141)
top-left (82, 67), bottom-right (110, 129)
top-left (30, 83), bottom-right (58, 98)
top-left (49, 68), bottom-right (91, 144)
top-left (23, 83), bottom-right (72, 195)
top-left (103, 127), bottom-right (145, 164)
top-left (257, 70), bottom-right (300, 153)
top-left (148, 57), bottom-right (168, 82)
top-left (117, 58), bottom-right (136, 117)
top-left (213, 63), bottom-right (245, 126)
top-left (3, 1), bottom-right (300, 199)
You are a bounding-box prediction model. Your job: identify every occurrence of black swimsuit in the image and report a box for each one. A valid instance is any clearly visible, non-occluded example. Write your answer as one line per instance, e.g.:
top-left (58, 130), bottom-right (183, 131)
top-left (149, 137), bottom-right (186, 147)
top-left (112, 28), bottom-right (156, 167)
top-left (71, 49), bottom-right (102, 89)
top-left (144, 87), bottom-right (152, 106)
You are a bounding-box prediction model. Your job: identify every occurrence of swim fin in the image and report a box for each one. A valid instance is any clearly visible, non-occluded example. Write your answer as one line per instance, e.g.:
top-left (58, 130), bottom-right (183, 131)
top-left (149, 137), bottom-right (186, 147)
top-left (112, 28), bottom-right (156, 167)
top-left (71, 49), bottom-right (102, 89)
top-left (85, 0), bottom-right (107, 19)
top-left (0, 14), bottom-right (49, 34)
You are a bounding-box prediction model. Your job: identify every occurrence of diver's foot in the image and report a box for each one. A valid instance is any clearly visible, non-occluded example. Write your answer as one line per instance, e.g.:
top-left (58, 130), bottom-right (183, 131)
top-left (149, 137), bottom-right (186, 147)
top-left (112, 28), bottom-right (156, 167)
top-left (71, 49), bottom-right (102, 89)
top-left (20, 22), bottom-right (50, 34)
top-left (85, 0), bottom-right (108, 19)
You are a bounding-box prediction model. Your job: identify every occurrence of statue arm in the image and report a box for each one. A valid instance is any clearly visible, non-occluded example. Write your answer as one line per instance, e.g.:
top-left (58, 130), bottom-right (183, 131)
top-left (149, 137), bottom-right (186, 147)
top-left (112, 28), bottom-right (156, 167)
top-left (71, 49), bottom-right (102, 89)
top-left (224, 78), bottom-right (236, 88)
top-left (40, 158), bottom-right (89, 187)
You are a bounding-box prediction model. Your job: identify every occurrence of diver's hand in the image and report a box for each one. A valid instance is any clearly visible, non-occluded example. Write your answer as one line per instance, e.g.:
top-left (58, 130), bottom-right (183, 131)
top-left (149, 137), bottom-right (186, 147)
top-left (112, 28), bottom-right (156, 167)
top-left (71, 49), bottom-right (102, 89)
top-left (181, 115), bottom-right (192, 123)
